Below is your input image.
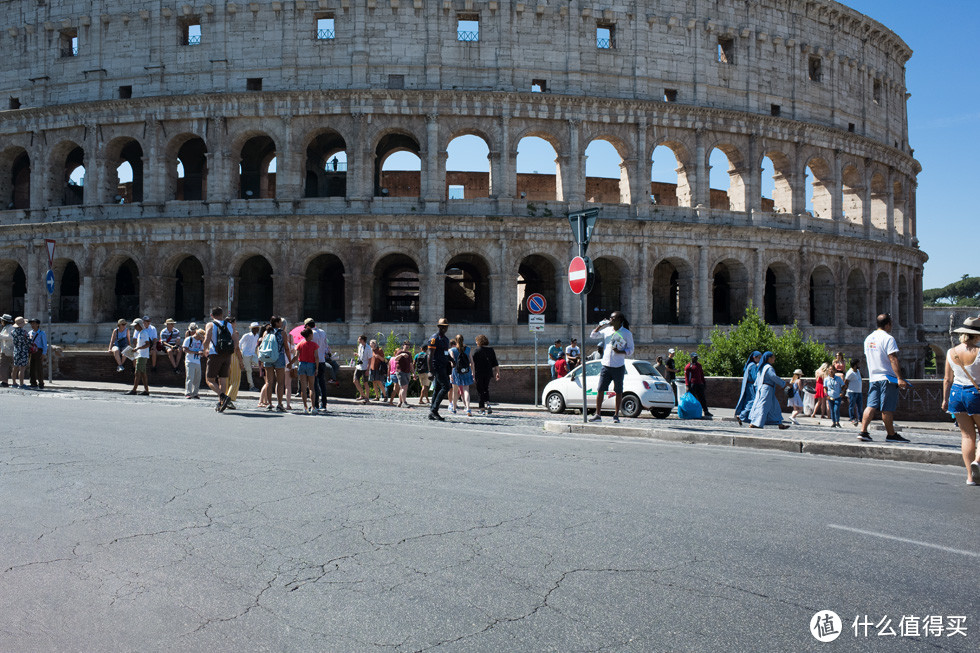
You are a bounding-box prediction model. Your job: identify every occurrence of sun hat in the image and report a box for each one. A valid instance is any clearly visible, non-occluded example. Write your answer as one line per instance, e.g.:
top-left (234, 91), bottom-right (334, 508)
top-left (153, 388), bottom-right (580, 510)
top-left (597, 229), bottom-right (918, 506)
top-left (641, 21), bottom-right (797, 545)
top-left (250, 322), bottom-right (260, 328)
top-left (188, 322), bottom-right (199, 330)
top-left (131, 319), bottom-right (142, 327)
top-left (1, 314), bottom-right (12, 322)
top-left (437, 317), bottom-right (450, 326)
top-left (668, 348), bottom-right (675, 354)
top-left (304, 317), bottom-right (315, 326)
top-left (165, 318), bottom-right (176, 324)
top-left (953, 317), bottom-right (980, 336)
top-left (13, 316), bottom-right (26, 327)
top-left (793, 369), bottom-right (804, 376)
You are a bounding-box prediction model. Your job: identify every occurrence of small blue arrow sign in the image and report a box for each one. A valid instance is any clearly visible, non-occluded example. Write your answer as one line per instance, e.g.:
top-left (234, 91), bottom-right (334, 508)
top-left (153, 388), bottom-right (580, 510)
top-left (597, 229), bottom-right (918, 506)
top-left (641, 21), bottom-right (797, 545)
top-left (45, 269), bottom-right (55, 295)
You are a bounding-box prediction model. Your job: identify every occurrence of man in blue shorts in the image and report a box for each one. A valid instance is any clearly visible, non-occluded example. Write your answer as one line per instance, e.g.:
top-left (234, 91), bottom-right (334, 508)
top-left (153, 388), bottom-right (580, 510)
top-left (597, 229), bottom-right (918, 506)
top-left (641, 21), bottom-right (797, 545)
top-left (858, 313), bottom-right (910, 443)
top-left (587, 311), bottom-right (634, 424)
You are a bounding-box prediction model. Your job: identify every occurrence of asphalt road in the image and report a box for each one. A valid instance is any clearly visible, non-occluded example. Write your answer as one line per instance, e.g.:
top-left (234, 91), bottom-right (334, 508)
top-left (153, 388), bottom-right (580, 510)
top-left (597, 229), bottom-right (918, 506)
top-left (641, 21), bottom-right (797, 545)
top-left (0, 391), bottom-right (975, 652)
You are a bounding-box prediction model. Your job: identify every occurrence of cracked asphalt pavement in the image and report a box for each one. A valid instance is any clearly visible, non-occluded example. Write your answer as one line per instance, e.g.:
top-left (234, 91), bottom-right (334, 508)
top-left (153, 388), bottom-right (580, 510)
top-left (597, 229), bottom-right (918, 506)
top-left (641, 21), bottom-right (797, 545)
top-left (0, 390), bottom-right (975, 651)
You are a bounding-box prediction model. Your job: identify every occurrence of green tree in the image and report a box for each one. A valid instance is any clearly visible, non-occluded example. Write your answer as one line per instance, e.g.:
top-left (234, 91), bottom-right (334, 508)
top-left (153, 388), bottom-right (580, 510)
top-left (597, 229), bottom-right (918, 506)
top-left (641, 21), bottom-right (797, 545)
top-left (923, 275), bottom-right (980, 306)
top-left (694, 306), bottom-right (831, 377)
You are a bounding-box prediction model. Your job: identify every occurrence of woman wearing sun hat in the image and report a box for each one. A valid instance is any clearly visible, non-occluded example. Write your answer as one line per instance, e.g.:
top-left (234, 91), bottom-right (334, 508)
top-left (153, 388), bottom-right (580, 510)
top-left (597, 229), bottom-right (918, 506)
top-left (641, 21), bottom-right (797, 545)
top-left (941, 316), bottom-right (980, 485)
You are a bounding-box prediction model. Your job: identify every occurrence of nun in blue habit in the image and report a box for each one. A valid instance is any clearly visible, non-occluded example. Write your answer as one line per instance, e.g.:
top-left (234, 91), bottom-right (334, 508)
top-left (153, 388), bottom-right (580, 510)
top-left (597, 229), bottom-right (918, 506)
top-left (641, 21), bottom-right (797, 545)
top-left (748, 352), bottom-right (791, 430)
top-left (734, 350), bottom-right (762, 426)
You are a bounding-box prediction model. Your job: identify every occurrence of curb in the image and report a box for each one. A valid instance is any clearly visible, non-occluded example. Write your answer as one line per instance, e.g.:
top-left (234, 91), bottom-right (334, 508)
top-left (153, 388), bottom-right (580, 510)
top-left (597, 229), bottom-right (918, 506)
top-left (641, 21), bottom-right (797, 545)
top-left (543, 421), bottom-right (962, 467)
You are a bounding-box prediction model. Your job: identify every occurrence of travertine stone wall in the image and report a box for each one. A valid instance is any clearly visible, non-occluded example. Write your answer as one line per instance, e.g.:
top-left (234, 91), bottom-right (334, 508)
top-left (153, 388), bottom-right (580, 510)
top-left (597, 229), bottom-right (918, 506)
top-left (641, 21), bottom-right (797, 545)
top-left (0, 0), bottom-right (927, 371)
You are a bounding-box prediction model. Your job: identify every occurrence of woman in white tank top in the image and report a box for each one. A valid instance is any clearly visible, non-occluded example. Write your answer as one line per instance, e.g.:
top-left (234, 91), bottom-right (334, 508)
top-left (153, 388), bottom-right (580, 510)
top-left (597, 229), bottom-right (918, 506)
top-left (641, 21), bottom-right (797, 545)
top-left (942, 317), bottom-right (980, 485)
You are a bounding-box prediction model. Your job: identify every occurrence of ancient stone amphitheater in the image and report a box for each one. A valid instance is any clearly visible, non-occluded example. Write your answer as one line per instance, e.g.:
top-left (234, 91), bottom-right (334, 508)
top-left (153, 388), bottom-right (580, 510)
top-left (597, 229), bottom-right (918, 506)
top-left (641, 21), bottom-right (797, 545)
top-left (0, 0), bottom-right (926, 369)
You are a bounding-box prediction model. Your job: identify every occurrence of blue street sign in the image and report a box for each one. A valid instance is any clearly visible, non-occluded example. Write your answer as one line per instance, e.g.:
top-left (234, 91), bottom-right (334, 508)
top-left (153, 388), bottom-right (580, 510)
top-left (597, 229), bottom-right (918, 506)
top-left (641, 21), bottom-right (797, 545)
top-left (45, 269), bottom-right (55, 295)
top-left (526, 293), bottom-right (547, 315)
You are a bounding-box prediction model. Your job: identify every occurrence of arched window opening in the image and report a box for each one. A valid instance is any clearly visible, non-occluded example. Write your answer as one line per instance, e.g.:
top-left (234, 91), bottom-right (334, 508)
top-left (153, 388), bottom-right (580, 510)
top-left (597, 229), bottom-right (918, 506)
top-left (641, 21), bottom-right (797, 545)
top-left (652, 258), bottom-right (692, 325)
top-left (1, 261), bottom-right (26, 316)
top-left (444, 254), bottom-right (490, 324)
top-left (760, 152), bottom-right (792, 214)
top-left (303, 254), bottom-right (345, 322)
top-left (516, 136), bottom-right (559, 201)
top-left (174, 256), bottom-right (205, 322)
top-left (64, 146), bottom-right (85, 206)
top-left (446, 134), bottom-right (491, 200)
top-left (893, 182), bottom-right (906, 236)
top-left (585, 139), bottom-right (628, 204)
top-left (114, 259), bottom-right (140, 318)
top-left (5, 151), bottom-right (30, 209)
top-left (898, 276), bottom-right (910, 327)
top-left (238, 256), bottom-right (274, 321)
top-left (709, 146), bottom-right (746, 211)
top-left (112, 140), bottom-right (144, 203)
top-left (239, 136), bottom-right (277, 199)
top-left (304, 132), bottom-right (348, 198)
top-left (517, 255), bottom-right (557, 322)
top-left (58, 261), bottom-right (80, 323)
top-left (712, 260), bottom-right (748, 325)
top-left (651, 144), bottom-right (690, 207)
top-left (373, 254), bottom-right (419, 322)
top-left (806, 158), bottom-right (833, 220)
top-left (809, 266), bottom-right (835, 326)
top-left (875, 272), bottom-right (891, 316)
top-left (846, 269), bottom-right (868, 328)
top-left (175, 137), bottom-right (208, 201)
top-left (841, 164), bottom-right (864, 225)
top-left (870, 174), bottom-right (888, 230)
top-left (375, 133), bottom-right (421, 198)
top-left (588, 258), bottom-right (624, 319)
top-left (764, 263), bottom-right (794, 325)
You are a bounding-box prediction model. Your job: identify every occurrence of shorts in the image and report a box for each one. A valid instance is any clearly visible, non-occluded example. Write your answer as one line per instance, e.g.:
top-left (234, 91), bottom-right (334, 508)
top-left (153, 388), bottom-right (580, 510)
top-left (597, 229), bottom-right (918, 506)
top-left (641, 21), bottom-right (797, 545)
top-left (135, 357), bottom-right (148, 374)
top-left (354, 369), bottom-right (367, 382)
top-left (396, 372), bottom-right (410, 386)
top-left (866, 380), bottom-right (898, 413)
top-left (417, 372), bottom-right (430, 386)
top-left (206, 352), bottom-right (232, 380)
top-left (296, 361), bottom-right (315, 376)
top-left (596, 365), bottom-right (626, 395)
top-left (949, 384), bottom-right (980, 416)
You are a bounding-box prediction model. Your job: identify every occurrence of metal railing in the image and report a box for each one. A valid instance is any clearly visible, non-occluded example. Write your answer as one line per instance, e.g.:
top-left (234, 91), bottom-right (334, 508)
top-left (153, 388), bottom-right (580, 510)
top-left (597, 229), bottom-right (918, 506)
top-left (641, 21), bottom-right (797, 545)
top-left (596, 38), bottom-right (612, 49)
top-left (61, 45), bottom-right (78, 57)
top-left (457, 30), bottom-right (479, 42)
top-left (316, 28), bottom-right (335, 40)
top-left (186, 35), bottom-right (201, 45)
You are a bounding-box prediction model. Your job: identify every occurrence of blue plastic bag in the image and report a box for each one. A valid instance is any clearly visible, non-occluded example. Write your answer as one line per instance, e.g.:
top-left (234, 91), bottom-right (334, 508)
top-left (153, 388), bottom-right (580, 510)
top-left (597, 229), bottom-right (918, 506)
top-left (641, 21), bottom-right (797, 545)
top-left (677, 392), bottom-right (703, 419)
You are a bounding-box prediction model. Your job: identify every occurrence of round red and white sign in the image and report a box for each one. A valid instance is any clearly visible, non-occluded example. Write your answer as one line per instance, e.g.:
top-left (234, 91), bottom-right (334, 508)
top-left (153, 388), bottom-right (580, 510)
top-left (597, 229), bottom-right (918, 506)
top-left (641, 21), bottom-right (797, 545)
top-left (568, 256), bottom-right (588, 294)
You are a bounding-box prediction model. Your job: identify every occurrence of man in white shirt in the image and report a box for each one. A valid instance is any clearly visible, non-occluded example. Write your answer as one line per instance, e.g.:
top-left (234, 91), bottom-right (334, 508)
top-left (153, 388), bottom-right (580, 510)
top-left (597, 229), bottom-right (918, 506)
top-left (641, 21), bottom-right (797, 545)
top-left (858, 313), bottom-right (910, 443)
top-left (141, 316), bottom-right (159, 372)
top-left (565, 338), bottom-right (581, 369)
top-left (239, 322), bottom-right (261, 390)
top-left (843, 358), bottom-right (863, 426)
top-left (127, 319), bottom-right (152, 396)
top-left (587, 311), bottom-right (635, 424)
top-left (354, 335), bottom-right (371, 402)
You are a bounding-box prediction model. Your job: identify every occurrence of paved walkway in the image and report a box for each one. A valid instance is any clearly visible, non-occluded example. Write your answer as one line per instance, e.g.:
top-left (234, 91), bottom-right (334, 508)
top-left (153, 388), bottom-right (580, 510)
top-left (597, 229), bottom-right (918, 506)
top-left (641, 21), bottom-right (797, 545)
top-left (7, 379), bottom-right (967, 468)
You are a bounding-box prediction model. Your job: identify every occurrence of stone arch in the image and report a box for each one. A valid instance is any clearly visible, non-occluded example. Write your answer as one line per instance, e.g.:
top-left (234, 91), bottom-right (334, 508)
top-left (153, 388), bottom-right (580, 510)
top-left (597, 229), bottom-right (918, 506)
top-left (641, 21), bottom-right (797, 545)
top-left (53, 258), bottom-right (80, 322)
top-left (238, 134), bottom-right (277, 199)
top-left (588, 257), bottom-right (627, 319)
top-left (584, 138), bottom-right (630, 205)
top-left (237, 255), bottom-right (274, 321)
top-left (50, 141), bottom-right (85, 206)
top-left (374, 129), bottom-right (422, 198)
top-left (303, 253), bottom-right (346, 323)
top-left (0, 259), bottom-right (27, 317)
top-left (760, 149), bottom-right (792, 213)
top-left (517, 254), bottom-right (558, 323)
top-left (898, 274), bottom-right (910, 327)
top-left (174, 256), bottom-right (206, 322)
top-left (870, 172), bottom-right (888, 230)
top-left (445, 253), bottom-right (491, 323)
top-left (167, 133), bottom-right (208, 201)
top-left (809, 265), bottom-right (835, 326)
top-left (764, 261), bottom-right (795, 325)
top-left (650, 140), bottom-right (692, 207)
top-left (373, 253), bottom-right (420, 323)
top-left (1, 147), bottom-right (30, 210)
top-left (846, 268), bottom-right (868, 327)
top-left (104, 136), bottom-right (144, 204)
top-left (841, 163), bottom-right (864, 225)
top-left (515, 132), bottom-right (561, 201)
top-left (805, 155), bottom-right (833, 220)
top-left (446, 133), bottom-right (491, 200)
top-left (711, 258), bottom-right (749, 325)
top-left (304, 129), bottom-right (348, 198)
top-left (706, 141), bottom-right (747, 211)
top-left (114, 258), bottom-right (141, 319)
top-left (651, 256), bottom-right (694, 325)
top-left (893, 180), bottom-right (906, 236)
top-left (875, 271), bottom-right (891, 316)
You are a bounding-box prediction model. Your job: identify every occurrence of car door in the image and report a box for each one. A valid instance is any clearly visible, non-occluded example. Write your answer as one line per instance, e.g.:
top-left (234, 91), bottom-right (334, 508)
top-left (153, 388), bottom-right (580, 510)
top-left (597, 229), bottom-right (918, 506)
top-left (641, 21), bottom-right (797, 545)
top-left (566, 361), bottom-right (605, 408)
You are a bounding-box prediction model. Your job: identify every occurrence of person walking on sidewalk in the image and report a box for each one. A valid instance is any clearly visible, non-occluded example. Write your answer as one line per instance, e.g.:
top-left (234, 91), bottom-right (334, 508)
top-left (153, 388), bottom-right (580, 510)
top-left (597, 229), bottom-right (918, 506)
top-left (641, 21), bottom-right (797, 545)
top-left (239, 322), bottom-right (261, 390)
top-left (588, 311), bottom-right (635, 423)
top-left (684, 353), bottom-right (712, 418)
top-left (665, 348), bottom-right (678, 404)
top-left (127, 319), bottom-right (151, 396)
top-left (27, 318), bottom-right (47, 389)
top-left (858, 313), bottom-right (910, 443)
top-left (941, 317), bottom-right (980, 485)
top-left (472, 334), bottom-right (500, 415)
top-left (427, 318), bottom-right (452, 421)
top-left (413, 346), bottom-right (430, 405)
top-left (734, 350), bottom-right (762, 426)
top-left (843, 359), bottom-right (864, 426)
top-left (788, 369), bottom-right (805, 425)
top-left (201, 307), bottom-right (242, 413)
top-left (183, 328), bottom-right (205, 398)
top-left (748, 352), bottom-right (791, 430)
top-left (825, 365), bottom-right (844, 428)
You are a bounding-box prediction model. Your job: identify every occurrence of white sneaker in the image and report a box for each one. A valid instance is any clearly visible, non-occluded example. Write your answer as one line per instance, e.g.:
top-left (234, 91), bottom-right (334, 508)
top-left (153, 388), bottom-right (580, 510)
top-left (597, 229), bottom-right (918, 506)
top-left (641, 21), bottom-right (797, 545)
top-left (588, 415), bottom-right (602, 423)
top-left (790, 417), bottom-right (800, 425)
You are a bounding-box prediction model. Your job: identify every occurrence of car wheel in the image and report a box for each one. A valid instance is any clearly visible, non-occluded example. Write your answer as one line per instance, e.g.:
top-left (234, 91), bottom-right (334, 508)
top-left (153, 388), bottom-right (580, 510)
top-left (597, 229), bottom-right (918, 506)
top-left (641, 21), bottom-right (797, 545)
top-left (621, 393), bottom-right (642, 418)
top-left (650, 408), bottom-right (671, 419)
top-left (546, 391), bottom-right (566, 414)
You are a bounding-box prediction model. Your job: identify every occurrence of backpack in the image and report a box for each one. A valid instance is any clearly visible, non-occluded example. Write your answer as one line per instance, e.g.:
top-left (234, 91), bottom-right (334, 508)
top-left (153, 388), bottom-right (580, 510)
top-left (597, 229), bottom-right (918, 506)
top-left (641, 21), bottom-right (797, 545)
top-left (257, 330), bottom-right (282, 364)
top-left (213, 320), bottom-right (235, 355)
top-left (454, 347), bottom-right (471, 374)
top-left (413, 351), bottom-right (428, 375)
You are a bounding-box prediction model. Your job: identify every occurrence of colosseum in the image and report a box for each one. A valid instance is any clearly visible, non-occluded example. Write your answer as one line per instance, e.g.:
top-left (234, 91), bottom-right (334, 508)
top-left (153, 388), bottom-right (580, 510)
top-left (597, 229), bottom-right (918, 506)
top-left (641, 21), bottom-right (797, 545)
top-left (0, 0), bottom-right (926, 369)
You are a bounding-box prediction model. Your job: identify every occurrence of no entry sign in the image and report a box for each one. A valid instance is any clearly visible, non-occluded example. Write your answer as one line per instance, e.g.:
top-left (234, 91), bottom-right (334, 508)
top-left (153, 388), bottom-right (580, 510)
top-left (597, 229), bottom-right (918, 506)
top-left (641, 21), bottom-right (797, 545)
top-left (568, 256), bottom-right (594, 295)
top-left (526, 293), bottom-right (547, 315)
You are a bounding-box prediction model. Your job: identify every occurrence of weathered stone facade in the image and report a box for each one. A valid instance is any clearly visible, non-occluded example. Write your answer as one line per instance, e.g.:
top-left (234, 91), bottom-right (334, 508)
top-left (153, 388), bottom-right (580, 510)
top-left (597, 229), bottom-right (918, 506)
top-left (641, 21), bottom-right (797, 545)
top-left (0, 0), bottom-right (926, 368)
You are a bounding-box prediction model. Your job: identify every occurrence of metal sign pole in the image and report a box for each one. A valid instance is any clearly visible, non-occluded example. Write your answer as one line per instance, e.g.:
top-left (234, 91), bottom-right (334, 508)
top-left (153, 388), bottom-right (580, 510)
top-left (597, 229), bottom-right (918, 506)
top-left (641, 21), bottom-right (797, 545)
top-left (580, 238), bottom-right (588, 423)
top-left (534, 331), bottom-right (539, 406)
top-left (47, 294), bottom-right (53, 385)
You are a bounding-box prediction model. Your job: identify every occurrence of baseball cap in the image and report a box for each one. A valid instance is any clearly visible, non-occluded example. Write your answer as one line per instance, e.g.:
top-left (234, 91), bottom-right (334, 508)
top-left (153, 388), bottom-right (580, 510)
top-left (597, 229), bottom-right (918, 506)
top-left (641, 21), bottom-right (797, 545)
top-left (250, 322), bottom-right (260, 328)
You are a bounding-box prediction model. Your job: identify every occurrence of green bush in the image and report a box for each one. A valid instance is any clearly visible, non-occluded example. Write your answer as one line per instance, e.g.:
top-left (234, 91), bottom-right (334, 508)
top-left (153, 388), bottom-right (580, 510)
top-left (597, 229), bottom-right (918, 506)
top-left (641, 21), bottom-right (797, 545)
top-left (695, 306), bottom-right (831, 377)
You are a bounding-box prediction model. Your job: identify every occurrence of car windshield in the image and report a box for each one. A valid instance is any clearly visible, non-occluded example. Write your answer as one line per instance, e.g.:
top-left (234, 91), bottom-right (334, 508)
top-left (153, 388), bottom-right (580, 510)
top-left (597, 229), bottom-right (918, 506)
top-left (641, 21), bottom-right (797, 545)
top-left (631, 361), bottom-right (662, 378)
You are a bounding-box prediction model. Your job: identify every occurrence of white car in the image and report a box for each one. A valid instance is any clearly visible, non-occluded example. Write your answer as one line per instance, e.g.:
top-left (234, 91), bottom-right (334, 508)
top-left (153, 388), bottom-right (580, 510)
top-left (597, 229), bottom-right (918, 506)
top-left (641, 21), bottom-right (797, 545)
top-left (542, 359), bottom-right (675, 419)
